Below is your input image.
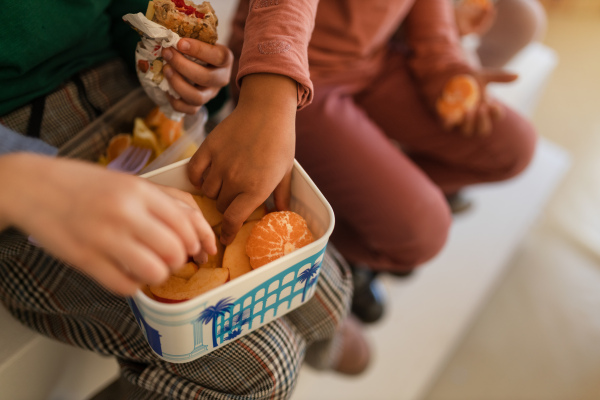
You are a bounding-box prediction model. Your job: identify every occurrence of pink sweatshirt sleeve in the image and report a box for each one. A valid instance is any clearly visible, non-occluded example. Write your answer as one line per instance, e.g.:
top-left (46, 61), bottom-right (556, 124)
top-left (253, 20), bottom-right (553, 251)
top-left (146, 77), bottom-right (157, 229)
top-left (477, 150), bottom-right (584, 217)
top-left (404, 0), bottom-right (473, 105)
top-left (231, 0), bottom-right (319, 110)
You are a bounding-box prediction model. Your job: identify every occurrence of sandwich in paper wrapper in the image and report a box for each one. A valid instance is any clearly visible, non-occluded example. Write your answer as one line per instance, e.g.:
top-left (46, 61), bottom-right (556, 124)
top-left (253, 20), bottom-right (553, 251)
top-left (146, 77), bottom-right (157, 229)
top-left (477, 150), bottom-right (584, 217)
top-left (123, 0), bottom-right (218, 121)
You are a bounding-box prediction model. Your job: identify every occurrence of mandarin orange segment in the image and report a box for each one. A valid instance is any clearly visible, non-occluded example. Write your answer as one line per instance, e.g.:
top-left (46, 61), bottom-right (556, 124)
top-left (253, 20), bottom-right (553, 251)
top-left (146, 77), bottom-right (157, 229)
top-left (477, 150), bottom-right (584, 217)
top-left (144, 106), bottom-right (165, 129)
top-left (133, 117), bottom-right (161, 157)
top-left (436, 74), bottom-right (480, 124)
top-left (156, 117), bottom-right (183, 148)
top-left (106, 133), bottom-right (133, 162)
top-left (144, 106), bottom-right (183, 149)
top-left (246, 211), bottom-right (314, 269)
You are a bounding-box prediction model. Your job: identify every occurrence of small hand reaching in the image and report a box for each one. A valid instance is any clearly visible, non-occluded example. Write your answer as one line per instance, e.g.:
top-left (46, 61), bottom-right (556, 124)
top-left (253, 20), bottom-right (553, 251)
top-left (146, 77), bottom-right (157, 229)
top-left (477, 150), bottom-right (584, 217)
top-left (187, 73), bottom-right (297, 246)
top-left (0, 153), bottom-right (217, 296)
top-left (436, 69), bottom-right (518, 137)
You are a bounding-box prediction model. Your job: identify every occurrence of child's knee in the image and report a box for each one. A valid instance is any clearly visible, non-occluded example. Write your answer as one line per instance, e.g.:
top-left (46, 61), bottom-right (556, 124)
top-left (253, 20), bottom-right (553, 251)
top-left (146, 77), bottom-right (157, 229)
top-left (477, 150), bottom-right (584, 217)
top-left (386, 193), bottom-right (452, 270)
top-left (492, 109), bottom-right (538, 180)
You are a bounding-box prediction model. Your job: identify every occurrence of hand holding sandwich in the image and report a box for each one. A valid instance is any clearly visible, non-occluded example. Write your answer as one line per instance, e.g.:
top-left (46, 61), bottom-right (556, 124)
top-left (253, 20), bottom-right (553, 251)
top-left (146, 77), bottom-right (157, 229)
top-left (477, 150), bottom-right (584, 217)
top-left (162, 38), bottom-right (233, 114)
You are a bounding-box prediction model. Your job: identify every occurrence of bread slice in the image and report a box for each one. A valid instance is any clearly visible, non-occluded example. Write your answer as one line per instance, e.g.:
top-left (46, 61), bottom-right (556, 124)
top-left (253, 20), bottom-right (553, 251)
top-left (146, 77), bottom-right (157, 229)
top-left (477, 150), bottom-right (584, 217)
top-left (150, 0), bottom-right (218, 44)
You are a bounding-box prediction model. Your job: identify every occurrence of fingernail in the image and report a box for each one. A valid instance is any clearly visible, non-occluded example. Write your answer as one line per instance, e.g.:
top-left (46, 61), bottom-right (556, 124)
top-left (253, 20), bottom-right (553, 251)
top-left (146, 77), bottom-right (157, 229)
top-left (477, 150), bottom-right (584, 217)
top-left (199, 251), bottom-right (208, 265)
top-left (178, 40), bottom-right (190, 51)
top-left (162, 48), bottom-right (172, 61)
top-left (164, 66), bottom-right (173, 78)
top-left (193, 250), bottom-right (208, 265)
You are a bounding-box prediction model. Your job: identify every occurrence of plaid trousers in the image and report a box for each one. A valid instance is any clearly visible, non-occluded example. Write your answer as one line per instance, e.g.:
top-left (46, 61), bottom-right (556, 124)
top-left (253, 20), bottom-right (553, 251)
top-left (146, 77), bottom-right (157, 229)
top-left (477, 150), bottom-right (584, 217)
top-left (0, 59), bottom-right (352, 399)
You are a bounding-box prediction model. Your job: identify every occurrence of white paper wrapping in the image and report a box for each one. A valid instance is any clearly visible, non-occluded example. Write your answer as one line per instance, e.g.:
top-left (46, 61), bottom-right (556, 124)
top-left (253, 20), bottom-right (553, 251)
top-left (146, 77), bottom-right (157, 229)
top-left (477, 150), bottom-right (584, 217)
top-left (123, 12), bottom-right (185, 121)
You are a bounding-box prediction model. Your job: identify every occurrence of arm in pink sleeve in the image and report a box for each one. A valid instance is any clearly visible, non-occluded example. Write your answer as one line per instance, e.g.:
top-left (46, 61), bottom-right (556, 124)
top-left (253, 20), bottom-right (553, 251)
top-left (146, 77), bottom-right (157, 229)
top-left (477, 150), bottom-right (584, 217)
top-left (233, 0), bottom-right (319, 110)
top-left (404, 0), bottom-right (473, 105)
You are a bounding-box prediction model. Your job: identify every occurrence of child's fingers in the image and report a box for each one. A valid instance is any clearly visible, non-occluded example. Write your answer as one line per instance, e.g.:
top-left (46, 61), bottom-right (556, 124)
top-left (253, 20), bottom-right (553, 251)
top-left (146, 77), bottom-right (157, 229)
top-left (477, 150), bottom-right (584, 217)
top-left (84, 254), bottom-right (141, 296)
top-left (155, 185), bottom-right (199, 210)
top-left (215, 182), bottom-right (240, 215)
top-left (108, 238), bottom-right (171, 284)
top-left (198, 165), bottom-right (223, 199)
top-left (166, 93), bottom-right (202, 115)
top-left (132, 206), bottom-right (189, 268)
top-left (193, 250), bottom-right (209, 265)
top-left (273, 168), bottom-right (292, 212)
top-left (220, 193), bottom-right (262, 246)
top-left (480, 69), bottom-right (519, 85)
top-left (187, 145), bottom-right (212, 189)
top-left (164, 65), bottom-right (217, 107)
top-left (461, 108), bottom-right (477, 137)
top-left (476, 103), bottom-right (493, 137)
top-left (163, 45), bottom-right (230, 88)
top-left (147, 197), bottom-right (205, 259)
top-left (187, 208), bottom-right (218, 256)
top-left (177, 39), bottom-right (233, 68)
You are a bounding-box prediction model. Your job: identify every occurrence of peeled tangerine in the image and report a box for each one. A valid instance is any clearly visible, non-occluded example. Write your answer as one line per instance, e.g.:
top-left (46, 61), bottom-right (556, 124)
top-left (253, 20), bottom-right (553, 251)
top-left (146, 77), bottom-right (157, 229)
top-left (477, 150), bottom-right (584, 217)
top-left (436, 74), bottom-right (480, 126)
top-left (246, 211), bottom-right (314, 269)
top-left (145, 107), bottom-right (183, 148)
top-left (106, 134), bottom-right (132, 162)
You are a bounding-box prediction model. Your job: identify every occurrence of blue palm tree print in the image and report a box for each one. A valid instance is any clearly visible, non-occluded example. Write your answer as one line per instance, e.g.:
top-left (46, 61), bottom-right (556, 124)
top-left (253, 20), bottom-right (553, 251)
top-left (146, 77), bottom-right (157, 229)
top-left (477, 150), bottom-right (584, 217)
top-left (198, 297), bottom-right (234, 348)
top-left (298, 261), bottom-right (321, 302)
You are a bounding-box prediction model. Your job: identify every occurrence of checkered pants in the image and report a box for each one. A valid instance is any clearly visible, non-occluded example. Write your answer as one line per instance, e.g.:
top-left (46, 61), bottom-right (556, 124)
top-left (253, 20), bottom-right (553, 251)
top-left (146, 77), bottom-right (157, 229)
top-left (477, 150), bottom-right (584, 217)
top-left (0, 59), bottom-right (352, 399)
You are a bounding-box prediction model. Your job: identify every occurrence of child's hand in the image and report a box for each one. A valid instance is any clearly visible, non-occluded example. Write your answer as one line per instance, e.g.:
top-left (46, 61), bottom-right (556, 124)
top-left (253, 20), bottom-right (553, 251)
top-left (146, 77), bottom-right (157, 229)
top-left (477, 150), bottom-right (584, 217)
top-left (0, 153), bottom-right (217, 296)
top-left (187, 73), bottom-right (297, 246)
top-left (162, 38), bottom-right (233, 115)
top-left (437, 69), bottom-right (518, 137)
top-left (454, 0), bottom-right (497, 36)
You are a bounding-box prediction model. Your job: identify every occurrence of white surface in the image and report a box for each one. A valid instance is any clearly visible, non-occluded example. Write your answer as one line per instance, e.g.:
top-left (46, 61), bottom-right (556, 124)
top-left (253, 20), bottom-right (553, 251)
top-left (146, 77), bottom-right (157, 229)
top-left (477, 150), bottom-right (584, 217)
top-left (0, 330), bottom-right (118, 400)
top-left (425, 129), bottom-right (600, 400)
top-left (292, 137), bottom-right (570, 400)
top-left (488, 42), bottom-right (559, 118)
top-left (211, 0), bottom-right (237, 44)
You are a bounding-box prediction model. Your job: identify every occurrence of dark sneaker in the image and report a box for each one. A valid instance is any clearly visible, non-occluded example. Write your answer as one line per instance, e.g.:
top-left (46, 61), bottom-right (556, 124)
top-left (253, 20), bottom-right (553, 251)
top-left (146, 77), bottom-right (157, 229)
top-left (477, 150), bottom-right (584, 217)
top-left (350, 264), bottom-right (386, 324)
top-left (445, 192), bottom-right (473, 214)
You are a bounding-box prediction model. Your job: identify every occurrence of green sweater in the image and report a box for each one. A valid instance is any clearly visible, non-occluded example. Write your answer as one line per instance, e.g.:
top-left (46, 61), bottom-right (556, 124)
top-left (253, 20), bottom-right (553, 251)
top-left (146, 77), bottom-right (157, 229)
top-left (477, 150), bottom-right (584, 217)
top-left (0, 0), bottom-right (148, 116)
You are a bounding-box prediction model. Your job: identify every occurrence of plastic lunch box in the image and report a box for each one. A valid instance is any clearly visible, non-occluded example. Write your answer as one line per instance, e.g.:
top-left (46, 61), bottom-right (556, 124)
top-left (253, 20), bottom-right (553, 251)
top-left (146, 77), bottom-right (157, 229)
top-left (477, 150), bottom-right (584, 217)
top-left (60, 87), bottom-right (336, 363)
top-left (132, 159), bottom-right (335, 362)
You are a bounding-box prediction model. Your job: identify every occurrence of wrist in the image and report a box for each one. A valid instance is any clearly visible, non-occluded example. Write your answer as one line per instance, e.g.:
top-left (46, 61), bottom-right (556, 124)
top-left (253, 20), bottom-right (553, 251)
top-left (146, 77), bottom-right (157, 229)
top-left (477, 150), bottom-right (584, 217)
top-left (238, 73), bottom-right (298, 114)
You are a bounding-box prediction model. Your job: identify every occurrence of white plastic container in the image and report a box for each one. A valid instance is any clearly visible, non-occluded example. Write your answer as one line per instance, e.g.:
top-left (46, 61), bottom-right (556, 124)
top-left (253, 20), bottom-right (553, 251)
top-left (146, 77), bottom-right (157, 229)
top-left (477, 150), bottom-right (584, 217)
top-left (129, 159), bottom-right (335, 363)
top-left (59, 87), bottom-right (207, 173)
